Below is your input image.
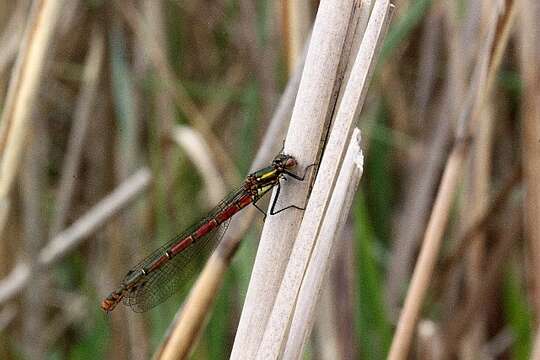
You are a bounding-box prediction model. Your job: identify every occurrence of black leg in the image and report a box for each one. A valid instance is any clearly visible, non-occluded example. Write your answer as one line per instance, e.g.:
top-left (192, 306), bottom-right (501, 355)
top-left (284, 162), bottom-right (317, 181)
top-left (268, 162), bottom-right (318, 216)
top-left (269, 182), bottom-right (307, 215)
top-left (269, 182), bottom-right (281, 215)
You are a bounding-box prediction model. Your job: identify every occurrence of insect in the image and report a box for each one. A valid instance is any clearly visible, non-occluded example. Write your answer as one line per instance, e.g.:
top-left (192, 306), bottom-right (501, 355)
top-left (101, 153), bottom-right (311, 313)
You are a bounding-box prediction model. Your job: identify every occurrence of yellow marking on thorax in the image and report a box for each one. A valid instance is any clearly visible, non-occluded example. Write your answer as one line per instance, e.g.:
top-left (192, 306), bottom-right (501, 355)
top-left (259, 169), bottom-right (277, 181)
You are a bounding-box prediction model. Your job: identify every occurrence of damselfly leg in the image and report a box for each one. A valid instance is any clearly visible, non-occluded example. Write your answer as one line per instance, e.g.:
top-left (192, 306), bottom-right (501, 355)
top-left (269, 162), bottom-right (317, 215)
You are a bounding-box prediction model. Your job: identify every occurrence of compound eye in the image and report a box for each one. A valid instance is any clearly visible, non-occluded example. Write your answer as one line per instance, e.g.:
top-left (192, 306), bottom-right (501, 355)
top-left (284, 157), bottom-right (297, 169)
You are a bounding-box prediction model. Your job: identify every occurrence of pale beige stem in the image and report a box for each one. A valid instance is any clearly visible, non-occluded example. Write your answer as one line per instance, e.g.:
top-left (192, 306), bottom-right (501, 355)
top-left (256, 2), bottom-right (392, 357)
top-left (230, 1), bottom-right (361, 358)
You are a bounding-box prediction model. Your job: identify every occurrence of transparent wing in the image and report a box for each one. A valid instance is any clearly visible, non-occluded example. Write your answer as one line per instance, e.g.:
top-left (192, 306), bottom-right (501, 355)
top-left (121, 186), bottom-right (248, 313)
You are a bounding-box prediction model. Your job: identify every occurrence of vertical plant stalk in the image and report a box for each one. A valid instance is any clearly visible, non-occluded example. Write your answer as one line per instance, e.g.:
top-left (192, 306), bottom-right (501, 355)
top-left (282, 129), bottom-right (364, 360)
top-left (230, 1), bottom-right (361, 358)
top-left (0, 0), bottom-right (65, 240)
top-left (256, 2), bottom-right (392, 358)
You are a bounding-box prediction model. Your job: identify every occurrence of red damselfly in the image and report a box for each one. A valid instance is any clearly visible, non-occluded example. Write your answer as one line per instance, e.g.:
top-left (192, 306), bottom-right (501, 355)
top-left (102, 153), bottom-right (310, 313)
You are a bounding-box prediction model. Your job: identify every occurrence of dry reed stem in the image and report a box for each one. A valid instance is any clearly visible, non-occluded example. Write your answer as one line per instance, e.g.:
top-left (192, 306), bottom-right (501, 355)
top-left (314, 284), bottom-right (340, 359)
top-left (49, 27), bottom-right (104, 237)
top-left (230, 1), bottom-right (361, 358)
top-left (388, 2), bottom-right (515, 358)
top-left (256, 2), bottom-right (392, 358)
top-left (249, 55), bottom-right (306, 172)
top-left (0, 0), bottom-right (65, 239)
top-left (0, 167), bottom-right (152, 304)
top-left (282, 128), bottom-right (364, 359)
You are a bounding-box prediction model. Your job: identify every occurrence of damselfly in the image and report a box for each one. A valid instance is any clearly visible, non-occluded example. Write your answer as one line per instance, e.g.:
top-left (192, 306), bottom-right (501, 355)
top-left (102, 153), bottom-right (310, 313)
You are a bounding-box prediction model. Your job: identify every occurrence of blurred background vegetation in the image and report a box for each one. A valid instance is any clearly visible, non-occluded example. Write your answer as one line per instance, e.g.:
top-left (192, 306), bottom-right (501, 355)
top-left (0, 0), bottom-right (537, 359)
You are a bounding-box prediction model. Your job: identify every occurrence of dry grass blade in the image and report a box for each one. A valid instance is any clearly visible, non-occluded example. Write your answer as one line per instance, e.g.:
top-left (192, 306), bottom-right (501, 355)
top-left (256, 2), bottom-right (392, 357)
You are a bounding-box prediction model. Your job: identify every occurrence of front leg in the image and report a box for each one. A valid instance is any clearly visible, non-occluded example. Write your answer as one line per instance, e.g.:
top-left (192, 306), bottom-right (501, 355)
top-left (283, 162), bottom-right (317, 181)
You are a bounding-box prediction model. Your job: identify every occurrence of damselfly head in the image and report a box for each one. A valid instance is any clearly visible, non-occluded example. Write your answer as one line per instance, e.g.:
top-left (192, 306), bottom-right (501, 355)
top-left (273, 154), bottom-right (297, 170)
top-left (101, 294), bottom-right (119, 313)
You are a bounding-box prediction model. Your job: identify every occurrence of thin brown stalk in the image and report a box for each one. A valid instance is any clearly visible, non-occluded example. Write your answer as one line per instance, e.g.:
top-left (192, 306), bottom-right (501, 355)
top-left (388, 137), bottom-right (470, 360)
top-left (460, 102), bottom-right (493, 359)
